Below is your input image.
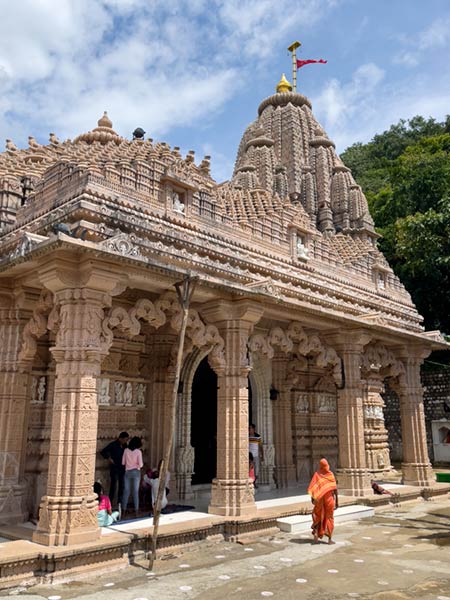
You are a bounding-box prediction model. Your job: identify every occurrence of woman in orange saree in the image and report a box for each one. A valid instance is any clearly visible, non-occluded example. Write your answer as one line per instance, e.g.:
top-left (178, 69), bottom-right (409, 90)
top-left (307, 458), bottom-right (338, 544)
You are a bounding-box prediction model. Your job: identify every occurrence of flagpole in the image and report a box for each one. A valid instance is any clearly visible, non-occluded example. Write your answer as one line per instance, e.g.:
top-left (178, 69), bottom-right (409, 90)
top-left (287, 41), bottom-right (301, 92)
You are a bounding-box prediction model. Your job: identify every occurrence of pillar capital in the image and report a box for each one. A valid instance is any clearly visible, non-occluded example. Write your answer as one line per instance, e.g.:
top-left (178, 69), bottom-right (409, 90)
top-left (38, 258), bottom-right (127, 297)
top-left (392, 347), bottom-right (428, 396)
top-left (325, 329), bottom-right (372, 353)
top-left (394, 344), bottom-right (432, 364)
top-left (49, 287), bottom-right (113, 366)
top-left (200, 300), bottom-right (263, 380)
top-left (201, 299), bottom-right (264, 328)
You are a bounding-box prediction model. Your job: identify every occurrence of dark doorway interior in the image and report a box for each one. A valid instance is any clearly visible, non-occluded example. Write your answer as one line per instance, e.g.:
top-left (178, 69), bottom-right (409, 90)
top-left (248, 377), bottom-right (253, 424)
top-left (191, 356), bottom-right (217, 485)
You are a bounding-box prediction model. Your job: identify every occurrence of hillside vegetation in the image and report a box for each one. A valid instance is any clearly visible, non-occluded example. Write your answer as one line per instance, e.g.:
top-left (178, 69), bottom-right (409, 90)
top-left (341, 116), bottom-right (450, 335)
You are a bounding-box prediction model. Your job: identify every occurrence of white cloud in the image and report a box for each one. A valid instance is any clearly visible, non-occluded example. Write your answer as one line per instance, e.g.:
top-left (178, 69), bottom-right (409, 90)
top-left (313, 62), bottom-right (450, 153)
top-left (392, 14), bottom-right (450, 68)
top-left (217, 0), bottom-right (339, 58)
top-left (419, 15), bottom-right (450, 49)
top-left (0, 0), bottom-right (340, 152)
top-left (313, 62), bottom-right (385, 132)
top-left (0, 1), bottom-right (111, 80)
top-left (352, 63), bottom-right (384, 88)
top-left (393, 51), bottom-right (419, 68)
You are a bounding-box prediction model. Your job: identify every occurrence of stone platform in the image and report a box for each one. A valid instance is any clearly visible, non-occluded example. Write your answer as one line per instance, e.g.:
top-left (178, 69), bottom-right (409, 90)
top-left (0, 483), bottom-right (448, 590)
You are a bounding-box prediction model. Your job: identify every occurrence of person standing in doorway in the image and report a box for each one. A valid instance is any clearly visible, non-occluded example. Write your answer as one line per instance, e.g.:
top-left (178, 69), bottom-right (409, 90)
top-left (100, 431), bottom-right (129, 508)
top-left (122, 436), bottom-right (143, 517)
top-left (249, 423), bottom-right (264, 487)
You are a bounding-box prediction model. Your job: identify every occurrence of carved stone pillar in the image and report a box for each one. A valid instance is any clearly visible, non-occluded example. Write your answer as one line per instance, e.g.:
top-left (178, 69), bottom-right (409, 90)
top-left (396, 351), bottom-right (434, 486)
top-left (332, 333), bottom-right (371, 496)
top-left (146, 333), bottom-right (177, 470)
top-left (0, 289), bottom-right (34, 524)
top-left (364, 377), bottom-right (393, 475)
top-left (203, 300), bottom-right (263, 516)
top-left (272, 355), bottom-right (296, 487)
top-left (33, 285), bottom-right (112, 546)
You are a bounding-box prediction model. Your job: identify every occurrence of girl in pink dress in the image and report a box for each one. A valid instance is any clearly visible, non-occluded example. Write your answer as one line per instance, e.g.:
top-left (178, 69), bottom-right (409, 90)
top-left (93, 482), bottom-right (120, 526)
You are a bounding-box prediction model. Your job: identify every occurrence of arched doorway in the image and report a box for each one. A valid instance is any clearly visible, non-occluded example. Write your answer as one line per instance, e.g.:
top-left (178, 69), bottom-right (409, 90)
top-left (191, 356), bottom-right (218, 484)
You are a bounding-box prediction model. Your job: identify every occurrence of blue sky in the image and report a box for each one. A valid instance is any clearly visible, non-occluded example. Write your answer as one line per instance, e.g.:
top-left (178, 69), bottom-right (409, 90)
top-left (0, 0), bottom-right (449, 181)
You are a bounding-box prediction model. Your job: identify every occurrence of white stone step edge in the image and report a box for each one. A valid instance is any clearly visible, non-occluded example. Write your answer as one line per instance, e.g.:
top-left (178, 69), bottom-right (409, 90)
top-left (277, 505), bottom-right (374, 533)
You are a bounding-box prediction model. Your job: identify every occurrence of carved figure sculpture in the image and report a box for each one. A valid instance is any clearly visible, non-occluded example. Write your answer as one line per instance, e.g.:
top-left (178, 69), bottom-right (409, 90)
top-left (173, 192), bottom-right (185, 213)
top-left (114, 381), bottom-right (124, 406)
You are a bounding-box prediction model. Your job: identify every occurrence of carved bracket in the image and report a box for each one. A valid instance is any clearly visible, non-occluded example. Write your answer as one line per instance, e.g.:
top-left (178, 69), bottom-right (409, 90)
top-left (18, 290), bottom-right (55, 365)
top-left (361, 342), bottom-right (406, 387)
top-left (249, 321), bottom-right (342, 385)
top-left (101, 291), bottom-right (226, 369)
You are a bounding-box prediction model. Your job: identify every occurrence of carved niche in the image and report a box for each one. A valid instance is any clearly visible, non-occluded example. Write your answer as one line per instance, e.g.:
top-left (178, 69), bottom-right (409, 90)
top-left (31, 375), bottom-right (47, 404)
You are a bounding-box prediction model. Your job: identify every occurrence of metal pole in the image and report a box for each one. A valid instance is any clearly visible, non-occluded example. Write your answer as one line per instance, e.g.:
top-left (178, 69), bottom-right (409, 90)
top-left (288, 41), bottom-right (301, 92)
top-left (149, 275), bottom-right (197, 570)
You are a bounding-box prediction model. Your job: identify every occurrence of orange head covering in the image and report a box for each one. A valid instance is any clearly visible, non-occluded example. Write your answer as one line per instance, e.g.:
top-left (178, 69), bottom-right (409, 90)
top-left (307, 458), bottom-right (337, 501)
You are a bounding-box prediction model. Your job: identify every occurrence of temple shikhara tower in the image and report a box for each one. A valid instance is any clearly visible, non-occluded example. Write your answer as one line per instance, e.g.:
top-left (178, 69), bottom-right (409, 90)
top-left (0, 73), bottom-right (446, 547)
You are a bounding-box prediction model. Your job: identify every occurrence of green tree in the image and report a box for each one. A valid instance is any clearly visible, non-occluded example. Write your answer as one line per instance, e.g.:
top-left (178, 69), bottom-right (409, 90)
top-left (370, 133), bottom-right (450, 230)
top-left (394, 198), bottom-right (450, 331)
top-left (341, 117), bottom-right (450, 333)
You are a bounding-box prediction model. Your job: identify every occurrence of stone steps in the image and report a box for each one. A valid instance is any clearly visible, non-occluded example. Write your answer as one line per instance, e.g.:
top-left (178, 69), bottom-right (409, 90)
top-left (276, 504), bottom-right (375, 533)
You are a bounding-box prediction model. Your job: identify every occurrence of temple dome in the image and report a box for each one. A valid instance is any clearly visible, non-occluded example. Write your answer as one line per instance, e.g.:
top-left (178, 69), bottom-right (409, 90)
top-left (232, 77), bottom-right (375, 238)
top-left (74, 111), bottom-right (124, 145)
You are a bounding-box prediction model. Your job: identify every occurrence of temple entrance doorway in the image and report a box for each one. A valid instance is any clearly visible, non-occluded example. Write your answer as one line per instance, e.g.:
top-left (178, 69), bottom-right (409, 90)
top-left (190, 356), bottom-right (217, 485)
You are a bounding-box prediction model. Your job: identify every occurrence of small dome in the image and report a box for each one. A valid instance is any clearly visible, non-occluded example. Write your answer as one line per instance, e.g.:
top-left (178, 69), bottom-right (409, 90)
top-left (98, 111), bottom-right (113, 129)
top-left (276, 73), bottom-right (292, 93)
top-left (74, 111), bottom-right (123, 145)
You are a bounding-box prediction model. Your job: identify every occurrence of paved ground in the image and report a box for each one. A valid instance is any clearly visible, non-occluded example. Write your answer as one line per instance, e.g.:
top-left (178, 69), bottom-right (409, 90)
top-left (2, 497), bottom-right (450, 600)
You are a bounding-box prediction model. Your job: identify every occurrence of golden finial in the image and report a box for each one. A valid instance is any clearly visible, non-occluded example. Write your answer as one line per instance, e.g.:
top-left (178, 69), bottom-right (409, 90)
top-left (276, 73), bottom-right (292, 94)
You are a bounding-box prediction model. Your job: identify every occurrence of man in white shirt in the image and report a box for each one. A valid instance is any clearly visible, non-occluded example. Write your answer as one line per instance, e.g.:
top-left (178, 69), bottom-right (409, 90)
top-left (150, 475), bottom-right (168, 511)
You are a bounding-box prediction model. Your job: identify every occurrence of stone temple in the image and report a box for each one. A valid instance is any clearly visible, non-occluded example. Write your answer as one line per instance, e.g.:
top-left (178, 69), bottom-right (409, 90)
top-left (0, 74), bottom-right (446, 546)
